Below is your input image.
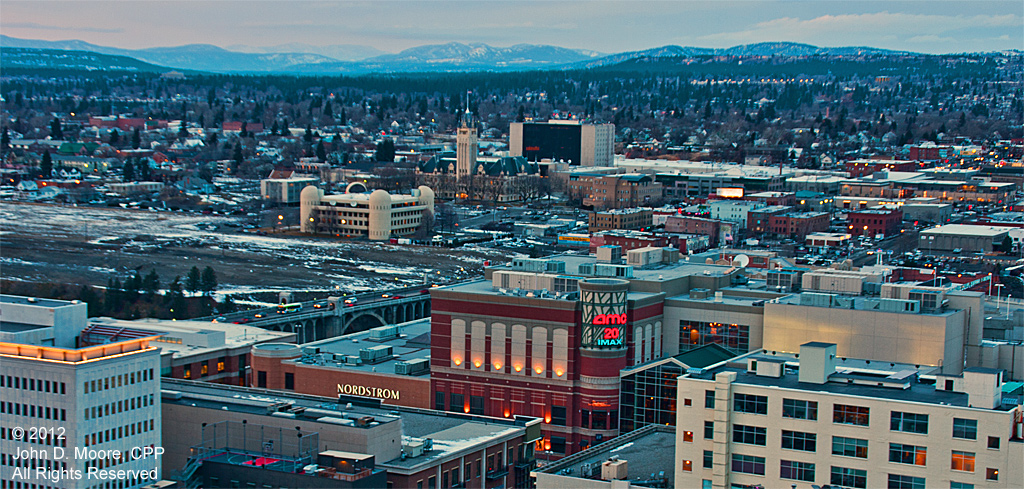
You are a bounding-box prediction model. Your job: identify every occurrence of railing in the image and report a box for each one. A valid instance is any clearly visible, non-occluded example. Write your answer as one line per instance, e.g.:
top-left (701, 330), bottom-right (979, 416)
top-left (316, 467), bottom-right (374, 481)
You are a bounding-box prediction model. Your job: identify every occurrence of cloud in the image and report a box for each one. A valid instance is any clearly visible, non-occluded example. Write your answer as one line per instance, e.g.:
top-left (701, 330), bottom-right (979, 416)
top-left (696, 12), bottom-right (1022, 52)
top-left (1, 21), bottom-right (123, 33)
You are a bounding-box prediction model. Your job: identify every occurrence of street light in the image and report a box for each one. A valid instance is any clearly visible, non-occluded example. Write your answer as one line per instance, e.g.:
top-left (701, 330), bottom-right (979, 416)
top-left (995, 283), bottom-right (1004, 311)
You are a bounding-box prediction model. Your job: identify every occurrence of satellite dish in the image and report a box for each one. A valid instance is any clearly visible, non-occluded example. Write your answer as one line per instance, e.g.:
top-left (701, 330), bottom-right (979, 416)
top-left (733, 254), bottom-right (750, 268)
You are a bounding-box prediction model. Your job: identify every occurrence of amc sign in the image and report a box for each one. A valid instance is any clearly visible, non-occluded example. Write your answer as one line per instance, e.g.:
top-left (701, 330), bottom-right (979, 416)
top-left (592, 313), bottom-right (627, 325)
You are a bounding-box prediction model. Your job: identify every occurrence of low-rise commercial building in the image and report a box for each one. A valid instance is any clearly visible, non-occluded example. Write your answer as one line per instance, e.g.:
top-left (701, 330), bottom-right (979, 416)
top-left (588, 208), bottom-right (653, 233)
top-left (919, 224), bottom-right (1014, 253)
top-left (847, 208), bottom-right (903, 237)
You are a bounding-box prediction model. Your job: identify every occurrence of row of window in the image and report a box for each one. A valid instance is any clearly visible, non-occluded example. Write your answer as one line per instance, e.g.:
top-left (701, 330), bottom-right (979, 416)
top-left (719, 455), bottom-right (997, 486)
top-left (84, 393), bottom-right (154, 420)
top-left (83, 369), bottom-right (155, 394)
top-left (0, 402), bottom-right (66, 421)
top-left (0, 376), bottom-right (66, 395)
top-left (182, 360), bottom-right (226, 379)
top-left (84, 419), bottom-right (155, 447)
top-left (726, 394), bottom-right (994, 443)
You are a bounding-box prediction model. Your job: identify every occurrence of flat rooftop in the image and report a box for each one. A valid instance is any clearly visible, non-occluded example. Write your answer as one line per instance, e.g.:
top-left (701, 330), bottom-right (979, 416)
top-left (0, 321), bottom-right (49, 333)
top-left (775, 293), bottom-right (959, 317)
top-left (292, 319), bottom-right (431, 375)
top-left (532, 425), bottom-right (676, 488)
top-left (1, 294), bottom-right (83, 309)
top-left (162, 379), bottom-right (538, 470)
top-left (89, 317), bottom-right (295, 359)
top-left (921, 224), bottom-right (1013, 237)
top-left (489, 254), bottom-right (737, 284)
top-left (689, 360), bottom-right (1018, 410)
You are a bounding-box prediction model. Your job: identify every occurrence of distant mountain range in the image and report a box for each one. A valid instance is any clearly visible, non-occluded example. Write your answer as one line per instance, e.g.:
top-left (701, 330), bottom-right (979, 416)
top-left (0, 35), bottom-right (929, 75)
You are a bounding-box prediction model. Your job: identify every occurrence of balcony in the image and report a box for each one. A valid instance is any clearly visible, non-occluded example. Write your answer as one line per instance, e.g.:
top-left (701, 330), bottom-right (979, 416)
top-left (486, 468), bottom-right (510, 480)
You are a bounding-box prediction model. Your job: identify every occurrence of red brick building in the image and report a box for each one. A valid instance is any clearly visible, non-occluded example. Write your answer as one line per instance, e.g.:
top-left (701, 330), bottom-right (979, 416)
top-left (747, 205), bottom-right (791, 235)
top-left (768, 211), bottom-right (830, 239)
top-left (847, 208), bottom-right (904, 237)
top-left (430, 275), bottom-right (664, 459)
top-left (844, 159), bottom-right (920, 177)
top-left (664, 215), bottom-right (721, 243)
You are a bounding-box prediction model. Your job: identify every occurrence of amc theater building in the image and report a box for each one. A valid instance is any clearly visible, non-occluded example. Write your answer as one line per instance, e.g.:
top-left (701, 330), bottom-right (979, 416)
top-left (430, 247), bottom-right (741, 459)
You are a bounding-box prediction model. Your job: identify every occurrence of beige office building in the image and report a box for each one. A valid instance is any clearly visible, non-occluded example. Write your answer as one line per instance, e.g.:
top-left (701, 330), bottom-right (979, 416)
top-left (300, 184), bottom-right (434, 240)
top-left (510, 121), bottom-right (614, 167)
top-left (675, 342), bottom-right (1024, 489)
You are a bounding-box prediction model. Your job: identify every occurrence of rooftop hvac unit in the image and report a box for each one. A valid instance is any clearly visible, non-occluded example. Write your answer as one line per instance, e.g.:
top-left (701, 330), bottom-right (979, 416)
top-left (878, 298), bottom-right (920, 313)
top-left (545, 260), bottom-right (566, 273)
top-left (404, 440), bottom-right (425, 458)
top-left (601, 459), bottom-right (628, 481)
top-left (394, 357), bottom-right (430, 375)
top-left (578, 263), bottom-right (595, 275)
top-left (512, 258), bottom-right (547, 272)
top-left (595, 264), bottom-right (633, 278)
top-left (369, 325), bottom-right (400, 341)
top-left (355, 416), bottom-right (375, 427)
top-left (359, 345), bottom-right (393, 363)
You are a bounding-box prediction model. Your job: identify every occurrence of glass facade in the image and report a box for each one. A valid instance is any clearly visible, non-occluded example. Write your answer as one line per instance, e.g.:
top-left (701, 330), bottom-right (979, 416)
top-left (679, 320), bottom-right (750, 353)
top-left (619, 362), bottom-right (684, 432)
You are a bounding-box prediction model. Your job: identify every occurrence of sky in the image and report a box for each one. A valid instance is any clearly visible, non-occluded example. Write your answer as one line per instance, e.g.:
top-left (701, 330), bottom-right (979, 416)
top-left (1, 1), bottom-right (1021, 55)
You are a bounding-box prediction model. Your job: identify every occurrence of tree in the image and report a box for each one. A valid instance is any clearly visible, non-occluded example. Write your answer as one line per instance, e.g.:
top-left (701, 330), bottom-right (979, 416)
top-left (414, 208), bottom-right (435, 241)
top-left (218, 294), bottom-right (238, 314)
top-left (122, 159), bottom-right (136, 182)
top-left (50, 118), bottom-right (63, 139)
top-left (108, 129), bottom-right (120, 145)
top-left (316, 140), bottom-right (327, 162)
top-left (168, 276), bottom-right (187, 319)
top-left (185, 266), bottom-right (201, 296)
top-left (40, 150), bottom-right (53, 178)
top-left (178, 124), bottom-right (189, 138)
top-left (374, 139), bottom-right (395, 162)
top-left (2, 127), bottom-right (11, 152)
top-left (143, 269), bottom-right (160, 297)
top-left (1000, 235), bottom-right (1013, 253)
top-left (200, 266), bottom-right (218, 295)
top-left (137, 159), bottom-right (151, 181)
top-left (233, 142), bottom-right (244, 169)
top-left (131, 127), bottom-right (141, 149)
top-left (304, 124), bottom-right (314, 143)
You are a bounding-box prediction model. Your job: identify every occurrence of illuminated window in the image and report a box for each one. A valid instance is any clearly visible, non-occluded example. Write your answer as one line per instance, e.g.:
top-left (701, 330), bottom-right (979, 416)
top-left (200, 364), bottom-right (208, 376)
top-left (183, 369), bottom-right (191, 379)
top-left (951, 451), bottom-right (975, 472)
top-left (889, 443), bottom-right (927, 466)
top-left (217, 361), bottom-right (225, 372)
top-left (682, 460), bottom-right (692, 472)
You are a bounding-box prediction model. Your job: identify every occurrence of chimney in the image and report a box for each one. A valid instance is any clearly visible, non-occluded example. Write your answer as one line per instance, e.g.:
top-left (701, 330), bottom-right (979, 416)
top-left (962, 367), bottom-right (1003, 409)
top-left (798, 342), bottom-right (837, 385)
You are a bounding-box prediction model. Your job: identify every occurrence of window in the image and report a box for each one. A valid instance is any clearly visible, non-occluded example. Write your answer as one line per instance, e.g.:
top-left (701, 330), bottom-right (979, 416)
top-left (731, 454), bottom-right (765, 475)
top-left (951, 451), bottom-right (975, 472)
top-left (781, 430), bottom-right (816, 452)
top-left (985, 468), bottom-right (999, 481)
top-left (703, 450), bottom-right (713, 469)
top-left (888, 474), bottom-right (926, 489)
top-left (284, 373), bottom-right (294, 390)
top-left (200, 364), bottom-right (208, 376)
top-left (704, 421), bottom-right (714, 440)
top-left (950, 483), bottom-right (974, 489)
top-left (831, 466), bottom-right (867, 488)
top-left (435, 392), bottom-right (445, 411)
top-left (704, 390), bottom-right (715, 408)
top-left (581, 410), bottom-right (590, 428)
top-left (782, 398), bottom-right (817, 420)
top-left (217, 358), bottom-right (225, 372)
top-left (680, 320), bottom-right (750, 353)
top-left (449, 393), bottom-right (464, 412)
top-left (551, 406), bottom-right (566, 426)
top-left (832, 436), bottom-right (868, 458)
top-left (256, 371), bottom-right (265, 388)
top-left (733, 425), bottom-right (766, 446)
top-left (833, 404), bottom-right (869, 426)
top-left (682, 460), bottom-right (692, 472)
top-left (987, 436), bottom-right (1000, 449)
top-left (889, 443), bottom-right (927, 466)
top-left (952, 418), bottom-right (977, 440)
top-left (891, 411), bottom-right (928, 434)
top-left (469, 396), bottom-right (484, 415)
top-left (733, 393), bottom-right (767, 415)
top-left (780, 460), bottom-right (814, 482)
top-left (550, 436), bottom-right (566, 454)
top-left (683, 431), bottom-right (693, 442)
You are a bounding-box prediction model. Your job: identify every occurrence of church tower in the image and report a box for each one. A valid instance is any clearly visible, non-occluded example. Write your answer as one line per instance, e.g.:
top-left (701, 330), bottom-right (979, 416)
top-left (456, 94), bottom-right (478, 179)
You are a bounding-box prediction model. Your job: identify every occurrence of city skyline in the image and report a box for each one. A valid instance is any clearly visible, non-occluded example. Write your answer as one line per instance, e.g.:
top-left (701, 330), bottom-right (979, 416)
top-left (1, 1), bottom-right (1021, 56)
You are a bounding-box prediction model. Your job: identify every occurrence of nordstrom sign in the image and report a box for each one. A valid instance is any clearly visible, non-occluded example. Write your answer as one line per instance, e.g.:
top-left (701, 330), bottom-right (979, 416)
top-left (338, 384), bottom-right (400, 400)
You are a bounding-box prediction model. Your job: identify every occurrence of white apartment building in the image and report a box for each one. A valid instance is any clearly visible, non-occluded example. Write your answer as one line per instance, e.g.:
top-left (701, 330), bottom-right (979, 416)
top-left (675, 342), bottom-right (1023, 489)
top-left (0, 296), bottom-right (162, 489)
top-left (708, 200), bottom-right (765, 229)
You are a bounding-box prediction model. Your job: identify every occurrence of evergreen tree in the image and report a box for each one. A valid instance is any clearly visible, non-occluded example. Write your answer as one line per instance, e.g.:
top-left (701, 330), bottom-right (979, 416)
top-left (178, 124), bottom-right (189, 138)
top-left (218, 295), bottom-right (237, 314)
top-left (109, 129), bottom-right (120, 145)
top-left (137, 159), bottom-right (151, 181)
top-left (185, 266), bottom-right (201, 296)
top-left (374, 139), bottom-right (395, 162)
top-left (316, 140), bottom-right (327, 162)
top-left (122, 159), bottom-right (136, 182)
top-left (233, 143), bottom-right (243, 169)
top-left (339, 108), bottom-right (346, 125)
top-left (40, 150), bottom-right (53, 178)
top-left (200, 266), bottom-right (218, 295)
top-left (50, 118), bottom-right (63, 139)
top-left (143, 269), bottom-right (160, 297)
top-left (271, 120), bottom-right (279, 135)
top-left (323, 100), bottom-right (332, 118)
top-left (168, 276), bottom-right (187, 319)
top-left (304, 124), bottom-right (313, 143)
top-left (206, 131), bottom-right (218, 147)
top-left (131, 127), bottom-right (141, 149)
top-left (2, 127), bottom-right (11, 152)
